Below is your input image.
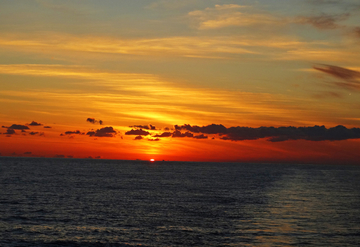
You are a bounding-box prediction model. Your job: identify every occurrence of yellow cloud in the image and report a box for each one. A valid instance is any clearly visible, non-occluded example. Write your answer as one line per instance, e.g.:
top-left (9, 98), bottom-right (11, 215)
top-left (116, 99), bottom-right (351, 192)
top-left (0, 64), bottom-right (320, 127)
top-left (189, 4), bottom-right (283, 29)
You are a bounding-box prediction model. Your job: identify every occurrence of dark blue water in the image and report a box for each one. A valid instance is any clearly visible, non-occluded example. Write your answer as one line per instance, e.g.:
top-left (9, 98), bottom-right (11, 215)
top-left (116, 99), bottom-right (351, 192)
top-left (0, 157), bottom-right (359, 246)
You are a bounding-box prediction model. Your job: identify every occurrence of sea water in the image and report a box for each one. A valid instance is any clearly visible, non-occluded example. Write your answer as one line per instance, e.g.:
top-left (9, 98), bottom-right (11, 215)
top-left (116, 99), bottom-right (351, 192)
top-left (0, 157), bottom-right (359, 246)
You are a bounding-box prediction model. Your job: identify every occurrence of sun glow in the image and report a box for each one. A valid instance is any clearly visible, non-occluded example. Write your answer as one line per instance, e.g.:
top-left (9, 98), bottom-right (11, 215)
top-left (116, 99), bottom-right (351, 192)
top-left (150, 159), bottom-right (155, 162)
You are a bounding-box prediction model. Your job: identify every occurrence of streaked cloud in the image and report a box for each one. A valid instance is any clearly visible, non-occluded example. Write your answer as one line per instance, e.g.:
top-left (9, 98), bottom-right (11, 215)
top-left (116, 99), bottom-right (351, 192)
top-left (296, 13), bottom-right (349, 29)
top-left (313, 64), bottom-right (360, 91)
top-left (189, 4), bottom-right (282, 30)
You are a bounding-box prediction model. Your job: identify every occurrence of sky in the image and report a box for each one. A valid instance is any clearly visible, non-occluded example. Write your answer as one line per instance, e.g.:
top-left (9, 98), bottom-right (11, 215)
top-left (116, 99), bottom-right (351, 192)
top-left (1, 0), bottom-right (360, 164)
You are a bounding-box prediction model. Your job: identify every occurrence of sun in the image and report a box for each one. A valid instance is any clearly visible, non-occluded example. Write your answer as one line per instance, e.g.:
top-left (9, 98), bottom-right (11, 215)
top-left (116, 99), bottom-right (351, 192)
top-left (150, 158), bottom-right (155, 162)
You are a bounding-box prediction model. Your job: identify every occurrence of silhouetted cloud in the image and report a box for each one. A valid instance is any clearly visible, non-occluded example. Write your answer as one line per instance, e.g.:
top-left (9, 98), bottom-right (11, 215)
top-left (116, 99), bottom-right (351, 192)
top-left (64, 130), bottom-right (84, 135)
top-left (193, 134), bottom-right (208, 139)
top-left (313, 64), bottom-right (360, 91)
top-left (86, 118), bottom-right (103, 125)
top-left (125, 129), bottom-right (150, 136)
top-left (172, 130), bottom-right (194, 138)
top-left (175, 124), bottom-right (227, 134)
top-left (134, 135), bottom-right (143, 140)
top-left (148, 138), bottom-right (160, 141)
top-left (28, 121), bottom-right (43, 126)
top-left (4, 128), bottom-right (16, 135)
top-left (86, 126), bottom-right (117, 137)
top-left (29, 131), bottom-right (45, 136)
top-left (2, 124), bottom-right (29, 130)
top-left (153, 132), bottom-right (172, 138)
top-left (43, 126), bottom-right (52, 128)
top-left (175, 124), bottom-right (360, 142)
top-left (130, 124), bottom-right (156, 130)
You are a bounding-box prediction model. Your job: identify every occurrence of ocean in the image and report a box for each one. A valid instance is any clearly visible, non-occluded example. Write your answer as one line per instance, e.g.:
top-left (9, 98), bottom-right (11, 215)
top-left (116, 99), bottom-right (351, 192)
top-left (0, 157), bottom-right (359, 246)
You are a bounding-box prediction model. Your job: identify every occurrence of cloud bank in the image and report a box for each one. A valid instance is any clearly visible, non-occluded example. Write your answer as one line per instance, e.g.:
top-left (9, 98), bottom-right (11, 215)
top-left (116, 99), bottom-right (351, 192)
top-left (171, 124), bottom-right (360, 142)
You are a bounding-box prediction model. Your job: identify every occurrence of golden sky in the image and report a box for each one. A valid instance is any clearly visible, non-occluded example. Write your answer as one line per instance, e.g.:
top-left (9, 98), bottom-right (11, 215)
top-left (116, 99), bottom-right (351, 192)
top-left (1, 0), bottom-right (360, 164)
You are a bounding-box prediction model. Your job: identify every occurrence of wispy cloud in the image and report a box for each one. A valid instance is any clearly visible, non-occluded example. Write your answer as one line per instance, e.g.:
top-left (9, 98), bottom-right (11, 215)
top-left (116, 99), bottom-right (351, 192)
top-left (188, 4), bottom-right (283, 30)
top-left (0, 32), bottom-right (344, 62)
top-left (313, 64), bottom-right (360, 91)
top-left (0, 64), bottom-right (316, 127)
top-left (296, 13), bottom-right (349, 29)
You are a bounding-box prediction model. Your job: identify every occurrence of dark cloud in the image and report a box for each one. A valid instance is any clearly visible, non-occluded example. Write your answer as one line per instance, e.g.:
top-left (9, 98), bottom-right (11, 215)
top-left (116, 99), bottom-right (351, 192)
top-left (2, 124), bottom-right (29, 130)
top-left (153, 132), bottom-right (172, 138)
top-left (86, 118), bottom-right (103, 125)
top-left (29, 131), bottom-right (45, 136)
top-left (175, 124), bottom-right (227, 134)
top-left (134, 135), bottom-right (144, 140)
top-left (313, 64), bottom-right (360, 91)
top-left (4, 129), bottom-right (16, 135)
top-left (148, 138), bottom-right (160, 141)
top-left (172, 130), bottom-right (194, 138)
top-left (64, 130), bottom-right (84, 135)
top-left (193, 134), bottom-right (208, 139)
top-left (297, 13), bottom-right (349, 29)
top-left (125, 129), bottom-right (150, 136)
top-left (43, 126), bottom-right (52, 128)
top-left (28, 121), bottom-right (43, 126)
top-left (130, 124), bottom-right (156, 130)
top-left (175, 124), bottom-right (360, 142)
top-left (86, 126), bottom-right (117, 137)
top-left (314, 64), bottom-right (360, 80)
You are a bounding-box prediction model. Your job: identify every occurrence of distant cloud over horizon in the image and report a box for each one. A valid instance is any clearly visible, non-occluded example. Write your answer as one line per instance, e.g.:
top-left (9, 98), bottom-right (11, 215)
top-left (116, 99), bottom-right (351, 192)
top-left (170, 124), bottom-right (360, 142)
top-left (86, 118), bottom-right (103, 125)
top-left (27, 121), bottom-right (43, 126)
top-left (87, 126), bottom-right (117, 137)
top-left (125, 129), bottom-right (150, 136)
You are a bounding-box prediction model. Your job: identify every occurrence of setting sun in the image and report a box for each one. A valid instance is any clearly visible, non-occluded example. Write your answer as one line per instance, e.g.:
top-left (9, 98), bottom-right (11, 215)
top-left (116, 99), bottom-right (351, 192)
top-left (150, 159), bottom-right (155, 162)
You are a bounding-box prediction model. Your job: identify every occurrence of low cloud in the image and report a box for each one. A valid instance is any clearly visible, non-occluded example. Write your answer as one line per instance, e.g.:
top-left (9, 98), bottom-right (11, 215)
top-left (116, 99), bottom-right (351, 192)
top-left (29, 131), bottom-right (45, 136)
top-left (43, 126), bottom-right (52, 128)
top-left (148, 138), bottom-right (160, 141)
top-left (134, 135), bottom-right (143, 140)
top-left (313, 64), bottom-right (360, 91)
top-left (193, 134), bottom-right (208, 139)
top-left (172, 130), bottom-right (194, 138)
top-left (174, 124), bottom-right (360, 142)
top-left (86, 118), bottom-right (103, 125)
top-left (130, 124), bottom-right (156, 130)
top-left (24, 152), bottom-right (32, 155)
top-left (153, 132), bottom-right (172, 138)
top-left (125, 129), bottom-right (150, 136)
top-left (4, 129), bottom-right (16, 135)
top-left (2, 124), bottom-right (29, 130)
top-left (87, 126), bottom-right (117, 137)
top-left (27, 121), bottom-right (43, 126)
top-left (63, 130), bottom-right (84, 135)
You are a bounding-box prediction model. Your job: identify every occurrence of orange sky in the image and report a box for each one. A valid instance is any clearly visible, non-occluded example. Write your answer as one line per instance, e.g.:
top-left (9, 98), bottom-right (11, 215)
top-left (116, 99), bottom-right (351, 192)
top-left (1, 1), bottom-right (360, 164)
